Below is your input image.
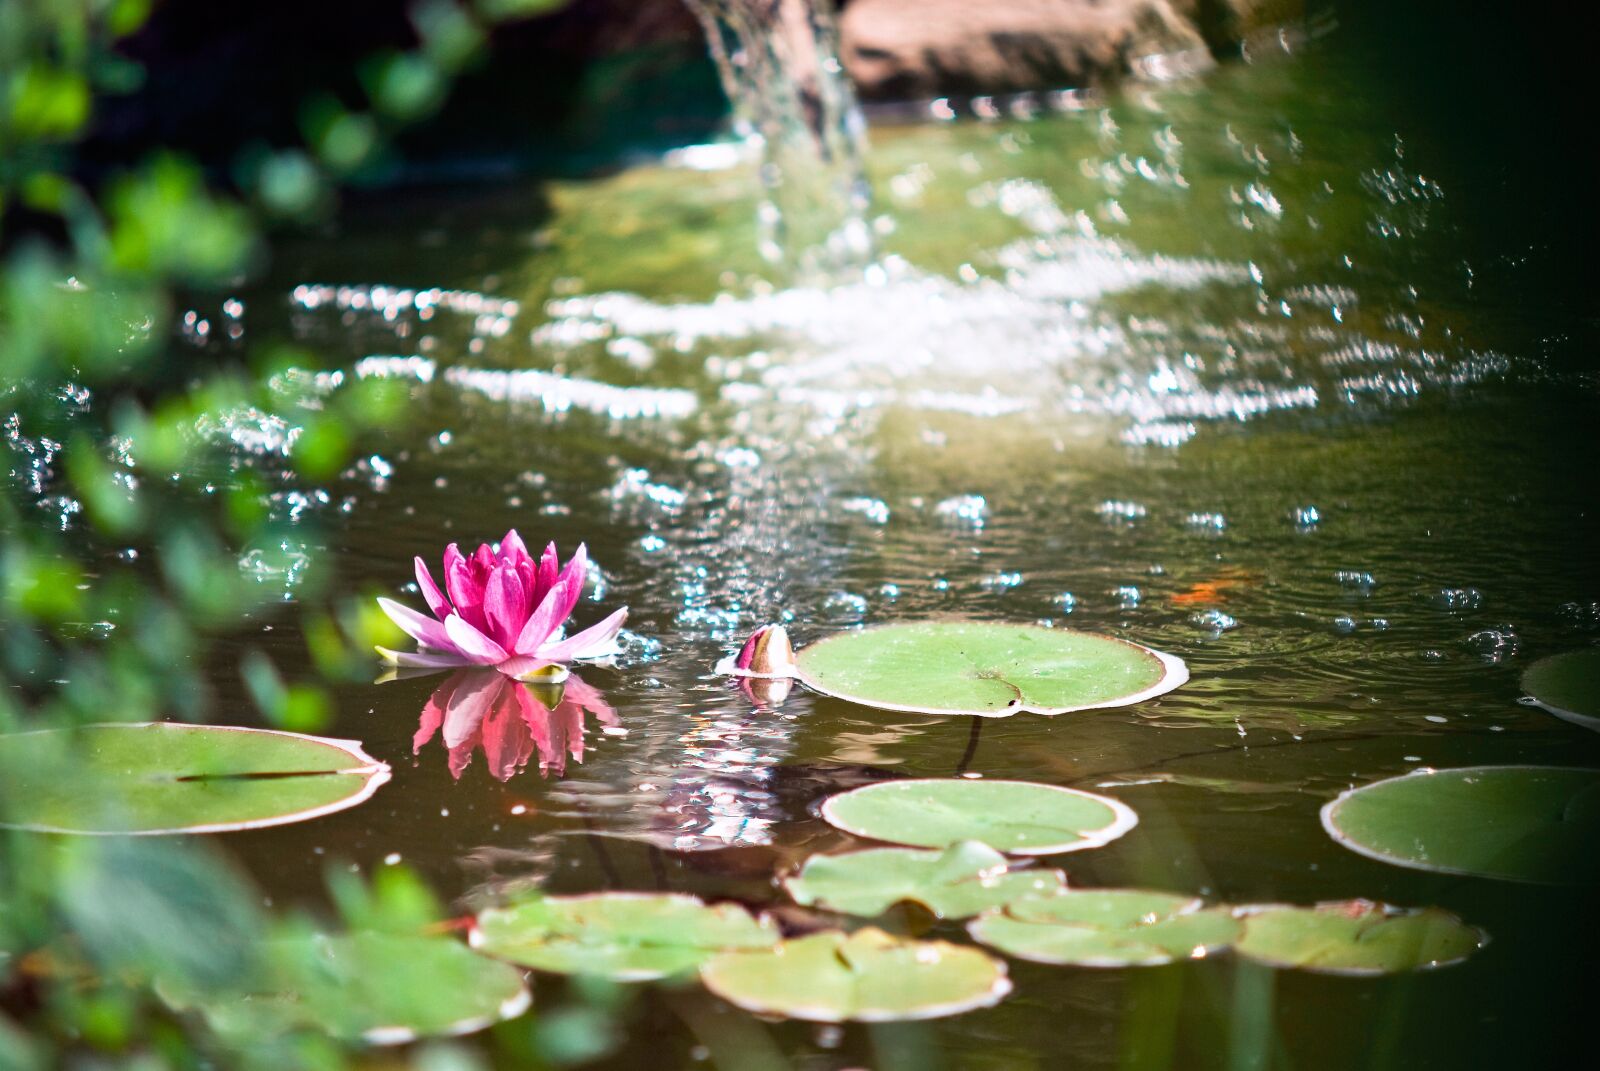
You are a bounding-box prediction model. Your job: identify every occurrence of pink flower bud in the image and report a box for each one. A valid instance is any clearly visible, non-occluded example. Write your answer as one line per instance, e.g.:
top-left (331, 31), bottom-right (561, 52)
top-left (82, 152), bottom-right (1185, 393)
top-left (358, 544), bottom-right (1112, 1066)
top-left (734, 624), bottom-right (796, 677)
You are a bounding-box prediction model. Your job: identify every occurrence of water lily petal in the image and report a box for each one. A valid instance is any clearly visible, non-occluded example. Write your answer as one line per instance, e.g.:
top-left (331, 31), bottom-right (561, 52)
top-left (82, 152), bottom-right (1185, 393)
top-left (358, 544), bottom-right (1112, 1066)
top-left (543, 542), bottom-right (588, 627)
top-left (513, 575), bottom-right (576, 656)
top-left (376, 645), bottom-right (475, 669)
top-left (534, 542), bottom-right (559, 606)
top-left (446, 735), bottom-right (477, 780)
top-left (444, 544), bottom-right (489, 631)
top-left (481, 682), bottom-right (537, 782)
top-left (443, 543), bottom-right (472, 603)
top-left (471, 543), bottom-right (497, 580)
top-left (536, 607), bottom-right (628, 663)
top-left (500, 529), bottom-right (532, 570)
top-left (552, 700), bottom-right (585, 772)
top-left (516, 685), bottom-right (555, 769)
top-left (442, 670), bottom-right (506, 749)
top-left (484, 566), bottom-right (528, 650)
top-left (445, 613), bottom-right (511, 666)
top-left (498, 656), bottom-right (571, 684)
top-left (415, 672), bottom-right (466, 751)
top-left (378, 597), bottom-right (457, 652)
top-left (414, 557), bottom-right (453, 621)
top-left (562, 675), bottom-right (620, 728)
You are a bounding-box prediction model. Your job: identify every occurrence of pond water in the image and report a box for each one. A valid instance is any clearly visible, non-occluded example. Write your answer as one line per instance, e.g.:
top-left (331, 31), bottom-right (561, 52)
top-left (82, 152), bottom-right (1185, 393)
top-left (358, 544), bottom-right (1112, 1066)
top-left (201, 22), bottom-right (1594, 1070)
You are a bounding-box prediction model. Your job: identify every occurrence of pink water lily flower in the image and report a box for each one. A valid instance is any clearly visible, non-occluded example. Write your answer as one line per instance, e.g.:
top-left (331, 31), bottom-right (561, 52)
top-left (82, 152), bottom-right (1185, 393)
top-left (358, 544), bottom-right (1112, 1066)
top-left (377, 530), bottom-right (627, 680)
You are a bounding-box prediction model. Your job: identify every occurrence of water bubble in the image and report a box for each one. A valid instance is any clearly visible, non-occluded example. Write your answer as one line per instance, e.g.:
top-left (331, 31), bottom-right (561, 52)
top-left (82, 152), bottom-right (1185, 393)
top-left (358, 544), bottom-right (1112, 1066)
top-left (839, 496), bottom-right (890, 524)
top-left (1123, 420), bottom-right (1197, 447)
top-left (1056, 592), bottom-right (1078, 613)
top-left (822, 592), bottom-right (869, 623)
top-left (1183, 511), bottom-right (1227, 534)
top-left (1096, 499), bottom-right (1147, 524)
top-left (1464, 626), bottom-right (1518, 663)
top-left (238, 540), bottom-right (312, 590)
top-left (1429, 587), bottom-right (1483, 612)
top-left (1558, 601), bottom-right (1600, 630)
top-left (1111, 585), bottom-right (1141, 609)
top-left (718, 447), bottom-right (762, 468)
top-left (934, 494), bottom-right (987, 528)
top-left (1291, 505), bottom-right (1321, 530)
top-left (1190, 609), bottom-right (1239, 633)
top-left (978, 571), bottom-right (1024, 593)
top-left (1335, 570), bottom-right (1376, 594)
top-left (638, 534), bottom-right (667, 552)
top-left (879, 583), bottom-right (901, 600)
top-left (608, 468), bottom-right (688, 512)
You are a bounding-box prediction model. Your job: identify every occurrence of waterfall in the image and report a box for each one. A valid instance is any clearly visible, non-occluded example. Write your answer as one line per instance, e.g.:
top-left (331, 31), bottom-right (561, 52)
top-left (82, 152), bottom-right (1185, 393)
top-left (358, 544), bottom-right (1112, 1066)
top-left (682, 0), bottom-right (875, 280)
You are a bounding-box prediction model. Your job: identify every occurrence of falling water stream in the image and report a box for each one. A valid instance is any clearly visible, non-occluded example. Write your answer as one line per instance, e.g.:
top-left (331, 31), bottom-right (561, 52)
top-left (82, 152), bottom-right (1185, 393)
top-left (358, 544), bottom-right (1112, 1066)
top-left (681, 0), bottom-right (874, 278)
top-left (52, 6), bottom-right (1598, 1067)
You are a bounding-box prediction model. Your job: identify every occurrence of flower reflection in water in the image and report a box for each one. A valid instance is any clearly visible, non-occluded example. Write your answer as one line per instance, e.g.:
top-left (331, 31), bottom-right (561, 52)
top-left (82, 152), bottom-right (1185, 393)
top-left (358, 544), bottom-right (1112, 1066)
top-left (413, 669), bottom-right (618, 781)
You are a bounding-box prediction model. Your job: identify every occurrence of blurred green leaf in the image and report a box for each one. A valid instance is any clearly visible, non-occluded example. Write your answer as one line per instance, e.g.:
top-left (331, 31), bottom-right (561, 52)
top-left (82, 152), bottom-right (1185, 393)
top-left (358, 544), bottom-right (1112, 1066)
top-left (535, 1005), bottom-right (623, 1067)
top-left (105, 0), bottom-right (155, 39)
top-left (57, 987), bottom-right (137, 1050)
top-left (57, 837), bottom-right (265, 990)
top-left (19, 172), bottom-right (73, 213)
top-left (6, 65), bottom-right (90, 139)
top-left (412, 0), bottom-right (488, 73)
top-left (279, 683), bottom-right (332, 733)
top-left (302, 100), bottom-right (379, 175)
top-left (105, 156), bottom-right (255, 284)
top-left (336, 374), bottom-right (408, 429)
top-left (290, 414), bottom-right (350, 481)
top-left (224, 470), bottom-right (269, 537)
top-left (475, 0), bottom-right (570, 24)
top-left (2, 547), bottom-right (85, 621)
top-left (0, 1013), bottom-right (44, 1071)
top-left (365, 51), bottom-right (446, 122)
top-left (327, 863), bottom-right (442, 935)
top-left (157, 524), bottom-right (255, 623)
top-left (0, 249), bottom-right (164, 381)
top-left (253, 149), bottom-right (327, 220)
top-left (66, 434), bottom-right (143, 534)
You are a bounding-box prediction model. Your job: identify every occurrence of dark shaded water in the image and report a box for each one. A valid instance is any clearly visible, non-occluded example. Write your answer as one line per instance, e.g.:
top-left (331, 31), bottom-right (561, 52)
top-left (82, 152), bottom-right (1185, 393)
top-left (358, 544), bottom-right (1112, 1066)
top-left (190, 23), bottom-right (1597, 1070)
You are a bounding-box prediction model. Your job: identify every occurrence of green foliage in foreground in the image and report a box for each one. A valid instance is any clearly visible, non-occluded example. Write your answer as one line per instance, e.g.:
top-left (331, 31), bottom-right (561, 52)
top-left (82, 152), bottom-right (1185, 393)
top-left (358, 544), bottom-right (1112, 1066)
top-left (0, 2), bottom-right (607, 1067)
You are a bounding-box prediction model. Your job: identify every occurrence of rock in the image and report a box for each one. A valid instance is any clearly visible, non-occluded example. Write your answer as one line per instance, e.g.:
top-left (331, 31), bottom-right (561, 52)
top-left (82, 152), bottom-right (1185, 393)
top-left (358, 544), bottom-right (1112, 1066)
top-left (838, 0), bottom-right (1295, 100)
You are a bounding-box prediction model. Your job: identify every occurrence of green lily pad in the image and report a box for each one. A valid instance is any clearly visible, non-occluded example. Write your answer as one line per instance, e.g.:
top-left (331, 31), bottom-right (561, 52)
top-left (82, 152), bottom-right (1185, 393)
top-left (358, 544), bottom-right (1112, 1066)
top-left (0, 724), bottom-right (391, 835)
top-left (163, 931), bottom-right (530, 1045)
top-left (1320, 765), bottom-right (1600, 885)
top-left (785, 841), bottom-right (1066, 919)
top-left (795, 621), bottom-right (1186, 716)
top-left (1522, 650), bottom-right (1600, 731)
top-left (469, 893), bottom-right (779, 980)
top-left (968, 889), bottom-right (1241, 966)
top-left (1232, 901), bottom-right (1486, 975)
top-left (699, 927), bottom-right (1011, 1023)
top-left (821, 778), bottom-right (1138, 856)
